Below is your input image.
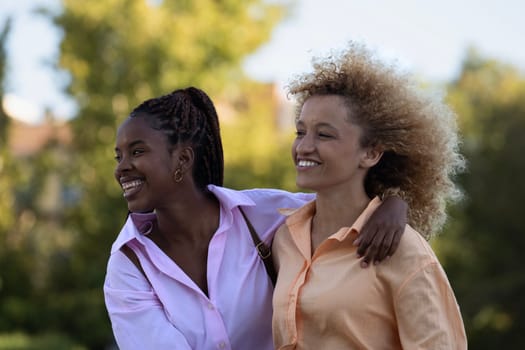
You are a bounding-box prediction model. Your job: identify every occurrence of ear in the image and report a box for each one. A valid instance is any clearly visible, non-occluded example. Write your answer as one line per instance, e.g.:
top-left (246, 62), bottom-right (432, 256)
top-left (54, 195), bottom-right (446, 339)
top-left (172, 145), bottom-right (195, 173)
top-left (359, 146), bottom-right (383, 169)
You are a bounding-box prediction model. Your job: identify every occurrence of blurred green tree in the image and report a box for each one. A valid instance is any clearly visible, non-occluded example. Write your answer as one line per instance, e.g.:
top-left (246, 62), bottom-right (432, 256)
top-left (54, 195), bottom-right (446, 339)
top-left (0, 18), bottom-right (14, 236)
top-left (437, 49), bottom-right (525, 348)
top-left (0, 18), bottom-right (29, 332)
top-left (0, 20), bottom-right (77, 350)
top-left (39, 0), bottom-right (287, 348)
top-left (221, 79), bottom-right (298, 191)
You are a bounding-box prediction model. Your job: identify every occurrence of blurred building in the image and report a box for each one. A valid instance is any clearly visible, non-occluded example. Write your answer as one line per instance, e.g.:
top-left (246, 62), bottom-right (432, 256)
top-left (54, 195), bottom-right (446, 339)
top-left (3, 98), bottom-right (73, 219)
top-left (8, 112), bottom-right (71, 157)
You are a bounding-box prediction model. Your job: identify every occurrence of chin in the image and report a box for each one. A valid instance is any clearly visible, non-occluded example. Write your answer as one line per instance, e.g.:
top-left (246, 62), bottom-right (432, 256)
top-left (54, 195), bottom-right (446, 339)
top-left (295, 180), bottom-right (316, 192)
top-left (127, 201), bottom-right (154, 214)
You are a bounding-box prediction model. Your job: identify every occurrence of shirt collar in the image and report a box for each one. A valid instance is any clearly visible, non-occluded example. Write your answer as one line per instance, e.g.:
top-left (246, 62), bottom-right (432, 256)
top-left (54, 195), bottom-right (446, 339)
top-left (207, 184), bottom-right (256, 211)
top-left (342, 196), bottom-right (382, 240)
top-left (283, 196), bottom-right (383, 241)
top-left (110, 185), bottom-right (255, 253)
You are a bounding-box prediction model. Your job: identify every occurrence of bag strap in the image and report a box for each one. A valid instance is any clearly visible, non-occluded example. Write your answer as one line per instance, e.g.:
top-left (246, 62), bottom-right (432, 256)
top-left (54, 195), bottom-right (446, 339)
top-left (121, 209), bottom-right (278, 287)
top-left (121, 244), bottom-right (151, 285)
top-left (239, 207), bottom-right (277, 286)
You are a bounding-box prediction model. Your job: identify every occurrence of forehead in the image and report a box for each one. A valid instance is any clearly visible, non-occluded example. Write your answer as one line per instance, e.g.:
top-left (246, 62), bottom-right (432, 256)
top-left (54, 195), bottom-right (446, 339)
top-left (298, 95), bottom-right (350, 124)
top-left (115, 116), bottom-right (166, 147)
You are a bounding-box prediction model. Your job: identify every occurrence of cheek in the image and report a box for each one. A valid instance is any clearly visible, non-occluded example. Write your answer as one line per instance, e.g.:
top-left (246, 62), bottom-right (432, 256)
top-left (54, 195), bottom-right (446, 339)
top-left (114, 161), bottom-right (123, 182)
top-left (291, 139), bottom-right (299, 159)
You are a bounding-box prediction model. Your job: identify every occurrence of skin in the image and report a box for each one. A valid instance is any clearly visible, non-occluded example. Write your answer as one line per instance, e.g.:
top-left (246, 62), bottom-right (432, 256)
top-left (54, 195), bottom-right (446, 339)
top-left (292, 95), bottom-right (383, 253)
top-left (113, 109), bottom-right (405, 291)
top-left (114, 114), bottom-right (219, 295)
top-left (290, 95), bottom-right (407, 265)
top-left (355, 197), bottom-right (406, 266)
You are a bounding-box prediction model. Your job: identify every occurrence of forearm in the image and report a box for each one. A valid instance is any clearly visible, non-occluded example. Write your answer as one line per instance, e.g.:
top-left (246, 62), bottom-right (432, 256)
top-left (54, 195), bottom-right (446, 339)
top-left (104, 254), bottom-right (192, 349)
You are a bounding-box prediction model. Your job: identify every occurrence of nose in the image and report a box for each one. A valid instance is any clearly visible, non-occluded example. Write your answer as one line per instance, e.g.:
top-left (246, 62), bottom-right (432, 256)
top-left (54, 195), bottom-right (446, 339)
top-left (295, 134), bottom-right (315, 155)
top-left (114, 154), bottom-right (132, 179)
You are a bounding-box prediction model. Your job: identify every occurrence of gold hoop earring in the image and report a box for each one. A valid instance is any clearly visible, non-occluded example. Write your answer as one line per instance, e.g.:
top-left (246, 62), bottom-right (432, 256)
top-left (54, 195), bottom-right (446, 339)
top-left (173, 168), bottom-right (183, 183)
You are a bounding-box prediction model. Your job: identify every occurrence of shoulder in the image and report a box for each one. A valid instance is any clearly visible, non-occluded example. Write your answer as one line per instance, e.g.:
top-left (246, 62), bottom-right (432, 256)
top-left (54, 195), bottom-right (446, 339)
top-left (109, 216), bottom-right (138, 254)
top-left (273, 222), bottom-right (292, 246)
top-left (379, 226), bottom-right (441, 287)
top-left (394, 226), bottom-right (437, 263)
top-left (272, 223), bottom-right (294, 270)
top-left (105, 248), bottom-right (150, 291)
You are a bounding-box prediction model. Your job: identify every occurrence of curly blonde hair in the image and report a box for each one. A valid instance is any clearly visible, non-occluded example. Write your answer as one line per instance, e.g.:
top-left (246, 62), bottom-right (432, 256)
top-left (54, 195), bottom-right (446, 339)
top-left (287, 42), bottom-right (465, 238)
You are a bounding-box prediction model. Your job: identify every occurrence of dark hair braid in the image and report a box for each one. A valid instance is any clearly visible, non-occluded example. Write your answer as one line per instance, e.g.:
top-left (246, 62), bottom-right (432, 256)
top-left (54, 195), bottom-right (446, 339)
top-left (130, 87), bottom-right (224, 189)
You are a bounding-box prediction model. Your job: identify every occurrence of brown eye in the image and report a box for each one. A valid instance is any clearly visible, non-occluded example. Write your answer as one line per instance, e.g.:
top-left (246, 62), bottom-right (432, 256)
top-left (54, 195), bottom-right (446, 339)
top-left (295, 130), bottom-right (306, 138)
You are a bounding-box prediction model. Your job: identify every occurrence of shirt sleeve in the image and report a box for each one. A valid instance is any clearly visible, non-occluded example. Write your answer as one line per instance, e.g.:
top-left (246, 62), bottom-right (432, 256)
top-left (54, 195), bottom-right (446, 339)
top-left (394, 262), bottom-right (467, 350)
top-left (104, 251), bottom-right (192, 350)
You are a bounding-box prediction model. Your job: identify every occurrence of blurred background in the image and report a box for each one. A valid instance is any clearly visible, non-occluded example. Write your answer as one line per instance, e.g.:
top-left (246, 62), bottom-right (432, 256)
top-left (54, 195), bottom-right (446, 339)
top-left (0, 0), bottom-right (524, 349)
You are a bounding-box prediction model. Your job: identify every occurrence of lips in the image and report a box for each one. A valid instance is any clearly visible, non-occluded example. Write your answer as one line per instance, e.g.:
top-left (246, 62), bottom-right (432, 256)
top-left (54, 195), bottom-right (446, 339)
top-left (297, 159), bottom-right (319, 168)
top-left (120, 179), bottom-right (144, 198)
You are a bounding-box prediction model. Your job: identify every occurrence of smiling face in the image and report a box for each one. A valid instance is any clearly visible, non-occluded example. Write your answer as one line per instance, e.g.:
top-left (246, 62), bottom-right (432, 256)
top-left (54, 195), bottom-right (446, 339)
top-left (114, 114), bottom-right (180, 213)
top-left (292, 95), bottom-right (381, 194)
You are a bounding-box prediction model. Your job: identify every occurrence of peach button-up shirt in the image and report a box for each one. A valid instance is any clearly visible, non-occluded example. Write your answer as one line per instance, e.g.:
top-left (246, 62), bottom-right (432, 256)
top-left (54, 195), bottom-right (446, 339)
top-left (272, 197), bottom-right (467, 350)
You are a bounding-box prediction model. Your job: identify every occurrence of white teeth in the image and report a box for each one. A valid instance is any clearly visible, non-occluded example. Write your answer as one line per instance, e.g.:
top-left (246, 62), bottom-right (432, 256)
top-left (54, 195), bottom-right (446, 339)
top-left (121, 180), bottom-right (144, 190)
top-left (298, 160), bottom-right (318, 167)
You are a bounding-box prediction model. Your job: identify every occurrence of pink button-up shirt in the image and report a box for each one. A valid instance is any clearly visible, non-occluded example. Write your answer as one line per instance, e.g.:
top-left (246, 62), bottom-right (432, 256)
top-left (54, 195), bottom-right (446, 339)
top-left (104, 185), bottom-right (313, 350)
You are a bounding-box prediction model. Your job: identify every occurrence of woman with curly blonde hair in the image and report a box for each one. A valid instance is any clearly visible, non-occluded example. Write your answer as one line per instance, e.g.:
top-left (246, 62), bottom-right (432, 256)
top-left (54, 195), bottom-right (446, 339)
top-left (271, 43), bottom-right (467, 349)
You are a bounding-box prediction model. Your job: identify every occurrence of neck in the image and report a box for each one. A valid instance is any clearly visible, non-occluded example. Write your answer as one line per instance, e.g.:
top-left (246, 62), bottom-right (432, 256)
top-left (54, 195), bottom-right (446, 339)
top-left (154, 186), bottom-right (220, 245)
top-left (311, 185), bottom-right (371, 244)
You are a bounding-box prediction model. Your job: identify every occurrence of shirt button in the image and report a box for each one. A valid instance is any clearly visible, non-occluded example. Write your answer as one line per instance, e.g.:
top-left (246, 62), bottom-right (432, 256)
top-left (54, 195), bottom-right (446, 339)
top-left (218, 341), bottom-right (226, 349)
top-left (207, 303), bottom-right (215, 310)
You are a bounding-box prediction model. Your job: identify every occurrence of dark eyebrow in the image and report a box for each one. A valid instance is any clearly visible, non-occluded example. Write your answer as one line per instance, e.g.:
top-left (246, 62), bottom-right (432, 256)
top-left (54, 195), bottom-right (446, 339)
top-left (316, 122), bottom-right (337, 130)
top-left (129, 140), bottom-right (145, 148)
top-left (114, 140), bottom-right (145, 152)
top-left (295, 120), bottom-right (337, 131)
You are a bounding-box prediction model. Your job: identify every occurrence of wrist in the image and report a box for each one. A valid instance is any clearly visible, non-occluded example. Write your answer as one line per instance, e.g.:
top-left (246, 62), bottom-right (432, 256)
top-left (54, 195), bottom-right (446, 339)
top-left (380, 187), bottom-right (401, 201)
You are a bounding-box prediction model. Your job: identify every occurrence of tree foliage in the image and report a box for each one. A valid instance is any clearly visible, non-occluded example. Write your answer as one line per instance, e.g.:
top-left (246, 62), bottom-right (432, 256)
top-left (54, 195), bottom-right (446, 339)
top-left (438, 49), bottom-right (525, 348)
top-left (0, 17), bottom-right (67, 348)
top-left (221, 79), bottom-right (298, 191)
top-left (31, 0), bottom-right (285, 348)
top-left (0, 18), bottom-right (14, 233)
top-left (3, 2), bottom-right (524, 348)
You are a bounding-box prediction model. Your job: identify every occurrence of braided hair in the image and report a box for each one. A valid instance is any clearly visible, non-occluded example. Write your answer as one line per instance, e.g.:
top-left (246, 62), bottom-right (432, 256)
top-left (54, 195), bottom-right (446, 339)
top-left (130, 87), bottom-right (224, 190)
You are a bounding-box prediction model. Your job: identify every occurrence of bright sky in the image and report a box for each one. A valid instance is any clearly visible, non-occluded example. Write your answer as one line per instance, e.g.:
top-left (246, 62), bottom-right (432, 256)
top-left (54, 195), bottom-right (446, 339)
top-left (1, 0), bottom-right (524, 124)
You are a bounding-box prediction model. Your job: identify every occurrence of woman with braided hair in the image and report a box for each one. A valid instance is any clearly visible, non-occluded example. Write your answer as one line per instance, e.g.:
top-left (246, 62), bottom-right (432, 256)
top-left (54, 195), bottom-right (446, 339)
top-left (104, 86), bottom-right (408, 349)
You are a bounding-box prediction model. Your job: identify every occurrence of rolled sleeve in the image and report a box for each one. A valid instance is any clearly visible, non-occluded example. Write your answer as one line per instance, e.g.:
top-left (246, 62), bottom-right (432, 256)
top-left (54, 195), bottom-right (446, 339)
top-left (104, 251), bottom-right (192, 350)
top-left (395, 262), bottom-right (467, 350)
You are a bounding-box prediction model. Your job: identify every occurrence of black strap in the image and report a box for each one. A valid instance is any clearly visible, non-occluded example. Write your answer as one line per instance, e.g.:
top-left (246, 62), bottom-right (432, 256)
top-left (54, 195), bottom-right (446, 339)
top-left (122, 210), bottom-right (278, 287)
top-left (239, 207), bottom-right (277, 286)
top-left (121, 244), bottom-right (151, 285)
